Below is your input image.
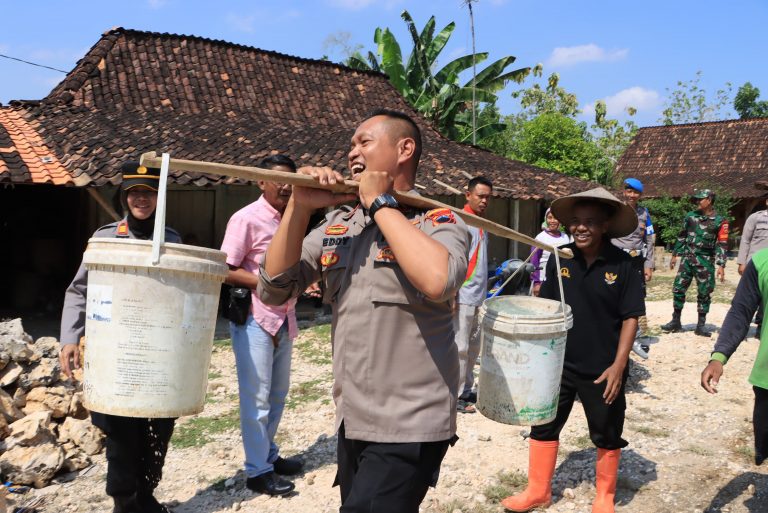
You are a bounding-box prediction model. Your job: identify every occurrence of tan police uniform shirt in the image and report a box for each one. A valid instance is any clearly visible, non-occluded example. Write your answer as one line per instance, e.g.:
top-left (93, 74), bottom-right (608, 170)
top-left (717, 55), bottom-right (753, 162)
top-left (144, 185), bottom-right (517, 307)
top-left (258, 203), bottom-right (470, 443)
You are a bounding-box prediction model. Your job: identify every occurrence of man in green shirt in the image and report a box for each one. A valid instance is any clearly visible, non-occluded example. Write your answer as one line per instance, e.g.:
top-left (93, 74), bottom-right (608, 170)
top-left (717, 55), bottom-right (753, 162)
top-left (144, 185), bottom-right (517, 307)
top-left (701, 247), bottom-right (768, 465)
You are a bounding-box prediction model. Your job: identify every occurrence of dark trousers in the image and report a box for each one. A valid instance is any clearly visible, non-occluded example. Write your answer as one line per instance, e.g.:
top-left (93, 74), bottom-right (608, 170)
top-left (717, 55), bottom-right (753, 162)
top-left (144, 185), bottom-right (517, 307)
top-left (531, 366), bottom-right (629, 450)
top-left (335, 422), bottom-right (453, 513)
top-left (754, 386), bottom-right (768, 465)
top-left (91, 412), bottom-right (175, 497)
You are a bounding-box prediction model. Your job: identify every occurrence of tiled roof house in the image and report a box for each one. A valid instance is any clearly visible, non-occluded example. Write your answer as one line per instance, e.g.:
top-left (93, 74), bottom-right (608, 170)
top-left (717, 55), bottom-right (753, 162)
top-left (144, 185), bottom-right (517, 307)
top-left (0, 27), bottom-right (590, 316)
top-left (615, 118), bottom-right (768, 241)
top-left (1, 27), bottom-right (588, 199)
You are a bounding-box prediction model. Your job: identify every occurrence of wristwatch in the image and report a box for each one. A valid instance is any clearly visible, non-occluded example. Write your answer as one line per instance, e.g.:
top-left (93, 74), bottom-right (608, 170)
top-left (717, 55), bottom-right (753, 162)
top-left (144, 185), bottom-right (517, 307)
top-left (368, 193), bottom-right (399, 220)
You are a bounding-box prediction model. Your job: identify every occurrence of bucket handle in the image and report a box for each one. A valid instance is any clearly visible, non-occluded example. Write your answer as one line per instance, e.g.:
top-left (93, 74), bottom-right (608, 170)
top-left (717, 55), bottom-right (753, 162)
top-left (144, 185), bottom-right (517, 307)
top-left (552, 245), bottom-right (568, 330)
top-left (151, 152), bottom-right (171, 265)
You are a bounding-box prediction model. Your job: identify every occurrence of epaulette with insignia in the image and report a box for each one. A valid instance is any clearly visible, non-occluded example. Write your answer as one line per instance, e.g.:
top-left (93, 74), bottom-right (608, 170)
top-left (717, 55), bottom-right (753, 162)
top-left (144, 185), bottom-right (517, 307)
top-left (116, 220), bottom-right (130, 238)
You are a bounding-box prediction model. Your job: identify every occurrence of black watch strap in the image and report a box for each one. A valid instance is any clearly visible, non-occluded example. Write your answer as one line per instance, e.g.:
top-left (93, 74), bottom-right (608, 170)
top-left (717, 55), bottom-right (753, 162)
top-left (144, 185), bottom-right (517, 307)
top-left (368, 193), bottom-right (399, 220)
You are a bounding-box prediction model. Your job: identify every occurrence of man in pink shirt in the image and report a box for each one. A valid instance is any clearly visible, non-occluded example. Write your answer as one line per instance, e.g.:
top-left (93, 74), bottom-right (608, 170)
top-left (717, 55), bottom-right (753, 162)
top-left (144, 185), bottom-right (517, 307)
top-left (221, 155), bottom-right (303, 496)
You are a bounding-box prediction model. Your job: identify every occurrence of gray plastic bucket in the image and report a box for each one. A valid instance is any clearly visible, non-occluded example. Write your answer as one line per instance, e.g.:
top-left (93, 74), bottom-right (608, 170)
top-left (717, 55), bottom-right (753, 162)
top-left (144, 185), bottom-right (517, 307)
top-left (476, 295), bottom-right (573, 426)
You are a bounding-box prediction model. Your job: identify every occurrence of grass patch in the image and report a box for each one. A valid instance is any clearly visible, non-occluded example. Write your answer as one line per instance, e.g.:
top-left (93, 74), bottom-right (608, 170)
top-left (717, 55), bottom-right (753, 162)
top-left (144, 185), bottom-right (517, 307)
top-left (171, 408), bottom-right (240, 448)
top-left (633, 425), bottom-right (669, 438)
top-left (286, 376), bottom-right (331, 410)
top-left (484, 470), bottom-right (528, 503)
top-left (572, 434), bottom-right (593, 449)
top-left (208, 370), bottom-right (222, 380)
top-left (686, 445), bottom-right (714, 456)
top-left (435, 499), bottom-right (495, 513)
top-left (294, 325), bottom-right (332, 365)
top-left (210, 476), bottom-right (229, 492)
top-left (646, 274), bottom-right (738, 304)
top-left (213, 338), bottom-right (231, 350)
top-left (734, 444), bottom-right (756, 464)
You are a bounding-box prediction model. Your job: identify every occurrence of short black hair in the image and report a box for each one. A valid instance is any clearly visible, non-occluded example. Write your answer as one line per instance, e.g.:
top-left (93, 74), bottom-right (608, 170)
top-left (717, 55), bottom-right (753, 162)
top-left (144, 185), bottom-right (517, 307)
top-left (365, 108), bottom-right (423, 164)
top-left (468, 176), bottom-right (493, 191)
top-left (260, 154), bottom-right (297, 172)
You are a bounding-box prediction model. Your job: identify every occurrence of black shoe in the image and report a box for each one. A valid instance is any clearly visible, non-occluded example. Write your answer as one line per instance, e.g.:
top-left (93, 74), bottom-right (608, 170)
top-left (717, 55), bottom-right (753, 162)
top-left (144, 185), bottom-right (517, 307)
top-left (459, 391), bottom-right (477, 404)
top-left (112, 494), bottom-right (139, 513)
top-left (273, 456), bottom-right (304, 476)
top-left (661, 319), bottom-right (682, 332)
top-left (694, 325), bottom-right (711, 337)
top-left (136, 491), bottom-right (170, 513)
top-left (246, 471), bottom-right (295, 496)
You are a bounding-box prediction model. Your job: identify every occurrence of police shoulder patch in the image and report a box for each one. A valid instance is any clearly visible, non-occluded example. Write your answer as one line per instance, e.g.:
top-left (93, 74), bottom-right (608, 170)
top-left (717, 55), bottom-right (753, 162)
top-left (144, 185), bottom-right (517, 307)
top-left (425, 208), bottom-right (456, 226)
top-left (116, 221), bottom-right (129, 237)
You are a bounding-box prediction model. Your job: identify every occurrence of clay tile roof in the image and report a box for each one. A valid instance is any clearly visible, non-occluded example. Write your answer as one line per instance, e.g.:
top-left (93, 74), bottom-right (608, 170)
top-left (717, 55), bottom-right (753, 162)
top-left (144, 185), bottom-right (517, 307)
top-left (3, 27), bottom-right (589, 199)
top-left (615, 117), bottom-right (768, 198)
top-left (0, 107), bottom-right (73, 185)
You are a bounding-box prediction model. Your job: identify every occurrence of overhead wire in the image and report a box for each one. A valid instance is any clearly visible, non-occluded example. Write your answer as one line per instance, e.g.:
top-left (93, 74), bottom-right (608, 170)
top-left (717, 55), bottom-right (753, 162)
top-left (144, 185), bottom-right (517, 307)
top-left (0, 53), bottom-right (68, 73)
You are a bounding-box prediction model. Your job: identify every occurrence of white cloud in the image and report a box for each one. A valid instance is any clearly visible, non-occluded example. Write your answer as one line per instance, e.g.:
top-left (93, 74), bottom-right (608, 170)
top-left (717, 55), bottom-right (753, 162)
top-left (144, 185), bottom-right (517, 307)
top-left (583, 86), bottom-right (661, 118)
top-left (148, 0), bottom-right (168, 9)
top-left (225, 13), bottom-right (257, 33)
top-left (547, 44), bottom-right (628, 68)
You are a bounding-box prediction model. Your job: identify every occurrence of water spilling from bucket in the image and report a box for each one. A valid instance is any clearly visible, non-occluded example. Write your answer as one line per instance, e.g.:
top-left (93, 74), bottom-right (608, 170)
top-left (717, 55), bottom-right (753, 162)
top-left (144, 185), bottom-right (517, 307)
top-left (476, 295), bottom-right (573, 426)
top-left (83, 239), bottom-right (228, 418)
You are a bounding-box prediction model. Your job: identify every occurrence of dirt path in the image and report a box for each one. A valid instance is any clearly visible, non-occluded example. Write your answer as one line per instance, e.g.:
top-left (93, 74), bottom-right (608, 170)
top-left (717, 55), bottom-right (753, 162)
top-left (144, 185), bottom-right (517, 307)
top-left (19, 265), bottom-right (768, 513)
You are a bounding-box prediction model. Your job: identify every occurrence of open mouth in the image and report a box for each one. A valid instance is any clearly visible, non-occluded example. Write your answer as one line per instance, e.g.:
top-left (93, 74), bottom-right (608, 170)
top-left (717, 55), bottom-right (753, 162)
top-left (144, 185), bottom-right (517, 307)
top-left (350, 162), bottom-right (365, 177)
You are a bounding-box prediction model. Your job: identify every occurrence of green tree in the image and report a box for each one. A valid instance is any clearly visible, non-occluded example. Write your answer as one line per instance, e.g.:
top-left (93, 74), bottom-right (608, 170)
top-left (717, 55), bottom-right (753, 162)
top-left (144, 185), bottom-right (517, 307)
top-left (511, 71), bottom-right (579, 118)
top-left (345, 10), bottom-right (532, 141)
top-left (734, 82), bottom-right (768, 119)
top-left (660, 71), bottom-right (732, 125)
top-left (591, 100), bottom-right (638, 186)
top-left (512, 113), bottom-right (603, 181)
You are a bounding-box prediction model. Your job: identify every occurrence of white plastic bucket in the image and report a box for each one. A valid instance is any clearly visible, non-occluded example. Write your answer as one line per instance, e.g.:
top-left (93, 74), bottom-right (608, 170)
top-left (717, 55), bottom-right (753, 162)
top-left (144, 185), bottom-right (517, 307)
top-left (82, 239), bottom-right (228, 418)
top-left (476, 296), bottom-right (573, 426)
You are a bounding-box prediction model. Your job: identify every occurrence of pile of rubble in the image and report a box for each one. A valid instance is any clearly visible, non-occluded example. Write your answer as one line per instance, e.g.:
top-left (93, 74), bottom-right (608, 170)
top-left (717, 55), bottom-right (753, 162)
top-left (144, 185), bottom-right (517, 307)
top-left (0, 319), bottom-right (103, 488)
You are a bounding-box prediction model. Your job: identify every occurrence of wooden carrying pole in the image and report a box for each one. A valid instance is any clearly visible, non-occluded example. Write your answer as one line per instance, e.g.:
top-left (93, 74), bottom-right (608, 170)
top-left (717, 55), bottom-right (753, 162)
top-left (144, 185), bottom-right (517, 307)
top-left (139, 152), bottom-right (573, 259)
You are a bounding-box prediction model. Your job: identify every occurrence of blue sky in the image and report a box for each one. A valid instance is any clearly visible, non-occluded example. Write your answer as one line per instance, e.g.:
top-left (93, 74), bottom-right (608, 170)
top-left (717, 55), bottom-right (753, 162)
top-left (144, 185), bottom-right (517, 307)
top-left (1, 0), bottom-right (766, 127)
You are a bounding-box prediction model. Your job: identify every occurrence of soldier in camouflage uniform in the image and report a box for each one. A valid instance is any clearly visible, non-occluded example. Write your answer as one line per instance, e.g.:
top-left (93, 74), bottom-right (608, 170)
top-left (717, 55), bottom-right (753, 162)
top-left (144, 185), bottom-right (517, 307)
top-left (661, 189), bottom-right (729, 337)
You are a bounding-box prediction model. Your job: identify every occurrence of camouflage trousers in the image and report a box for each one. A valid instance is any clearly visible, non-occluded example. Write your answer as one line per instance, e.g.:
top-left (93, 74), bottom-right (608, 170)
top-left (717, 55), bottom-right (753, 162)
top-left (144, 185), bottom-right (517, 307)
top-left (672, 254), bottom-right (715, 314)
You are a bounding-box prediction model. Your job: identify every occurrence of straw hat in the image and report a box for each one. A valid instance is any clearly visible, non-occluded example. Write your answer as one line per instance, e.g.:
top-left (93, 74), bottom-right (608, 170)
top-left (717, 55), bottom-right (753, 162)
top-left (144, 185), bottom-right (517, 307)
top-left (550, 187), bottom-right (637, 238)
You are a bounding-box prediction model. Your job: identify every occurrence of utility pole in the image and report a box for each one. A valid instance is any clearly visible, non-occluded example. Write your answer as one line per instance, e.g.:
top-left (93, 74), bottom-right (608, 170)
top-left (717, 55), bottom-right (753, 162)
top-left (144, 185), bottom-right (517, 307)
top-left (463, 0), bottom-right (479, 145)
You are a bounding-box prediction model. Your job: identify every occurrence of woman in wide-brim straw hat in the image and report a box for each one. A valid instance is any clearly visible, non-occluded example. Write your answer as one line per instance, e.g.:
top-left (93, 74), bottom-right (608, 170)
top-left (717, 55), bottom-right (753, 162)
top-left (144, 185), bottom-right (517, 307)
top-left (502, 187), bottom-right (645, 513)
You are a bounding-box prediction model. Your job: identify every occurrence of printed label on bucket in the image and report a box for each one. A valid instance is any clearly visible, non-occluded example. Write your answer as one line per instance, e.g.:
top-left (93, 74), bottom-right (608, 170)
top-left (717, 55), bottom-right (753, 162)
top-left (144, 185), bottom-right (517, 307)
top-left (86, 285), bottom-right (113, 323)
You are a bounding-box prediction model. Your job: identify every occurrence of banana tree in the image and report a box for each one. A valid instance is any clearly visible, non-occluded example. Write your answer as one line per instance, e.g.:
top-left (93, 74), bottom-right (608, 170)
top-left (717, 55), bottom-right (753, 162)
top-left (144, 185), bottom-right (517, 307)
top-left (346, 10), bottom-right (531, 142)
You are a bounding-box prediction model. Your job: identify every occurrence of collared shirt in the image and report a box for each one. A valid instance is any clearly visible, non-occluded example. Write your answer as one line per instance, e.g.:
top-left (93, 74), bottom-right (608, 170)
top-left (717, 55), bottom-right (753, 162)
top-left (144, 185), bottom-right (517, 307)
top-left (258, 203), bottom-right (469, 443)
top-left (458, 204), bottom-right (488, 306)
top-left (737, 209), bottom-right (768, 265)
top-left (611, 205), bottom-right (655, 269)
top-left (672, 210), bottom-right (729, 267)
top-left (221, 196), bottom-right (297, 340)
top-left (540, 241), bottom-right (645, 377)
top-left (60, 219), bottom-right (182, 345)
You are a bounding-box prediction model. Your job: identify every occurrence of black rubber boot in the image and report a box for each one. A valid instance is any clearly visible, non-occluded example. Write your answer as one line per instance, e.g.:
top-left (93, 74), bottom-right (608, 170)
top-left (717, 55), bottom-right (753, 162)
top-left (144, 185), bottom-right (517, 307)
top-left (694, 314), bottom-right (710, 337)
top-left (661, 309), bottom-right (683, 333)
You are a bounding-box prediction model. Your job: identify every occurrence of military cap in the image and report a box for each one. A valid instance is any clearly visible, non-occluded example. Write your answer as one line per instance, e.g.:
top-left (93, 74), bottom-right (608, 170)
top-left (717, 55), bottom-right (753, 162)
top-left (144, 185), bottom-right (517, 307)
top-left (121, 161), bottom-right (160, 191)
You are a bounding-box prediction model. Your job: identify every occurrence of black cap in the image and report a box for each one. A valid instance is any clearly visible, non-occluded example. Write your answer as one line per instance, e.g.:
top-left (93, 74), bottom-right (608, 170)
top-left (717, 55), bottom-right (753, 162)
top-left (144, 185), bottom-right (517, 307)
top-left (121, 161), bottom-right (160, 191)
